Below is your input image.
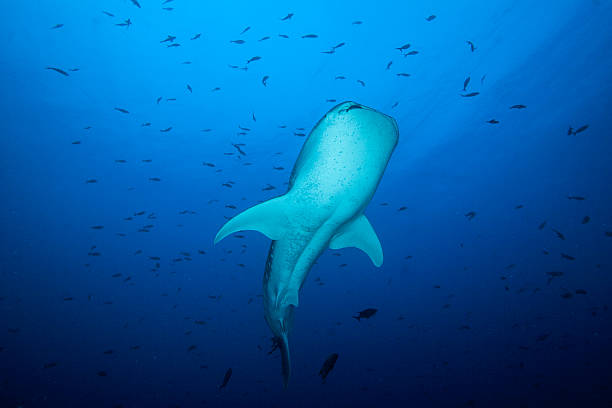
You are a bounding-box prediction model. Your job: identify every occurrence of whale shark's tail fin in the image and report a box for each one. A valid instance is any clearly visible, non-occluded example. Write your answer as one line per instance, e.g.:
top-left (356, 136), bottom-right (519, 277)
top-left (279, 333), bottom-right (291, 388)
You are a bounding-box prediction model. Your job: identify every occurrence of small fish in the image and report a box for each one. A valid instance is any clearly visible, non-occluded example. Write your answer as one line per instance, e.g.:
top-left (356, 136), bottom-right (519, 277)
top-left (561, 253), bottom-right (575, 261)
top-left (465, 211), bottom-right (476, 220)
top-left (130, 0), bottom-right (141, 7)
top-left (167, 43), bottom-right (180, 48)
top-left (552, 229), bottom-right (565, 240)
top-left (391, 101), bottom-right (399, 108)
top-left (333, 42), bottom-right (345, 49)
top-left (335, 75), bottom-right (346, 80)
top-left (114, 107), bottom-right (129, 114)
top-left (230, 39), bottom-right (245, 44)
top-left (116, 19), bottom-right (132, 28)
top-left (353, 308), bottom-right (377, 321)
top-left (281, 13), bottom-right (294, 21)
top-left (352, 21), bottom-right (363, 25)
top-left (187, 84), bottom-right (192, 93)
top-left (386, 61), bottom-right (393, 70)
top-left (102, 11), bottom-right (114, 17)
top-left (510, 104), bottom-right (527, 109)
top-left (396, 43), bottom-right (410, 51)
top-left (425, 15), bottom-right (436, 21)
top-left (302, 34), bottom-right (318, 38)
top-left (319, 353), bottom-right (339, 383)
top-left (219, 368), bottom-right (232, 389)
top-left (396, 73), bottom-right (410, 77)
top-left (191, 33), bottom-right (201, 40)
top-left (262, 75), bottom-right (269, 86)
top-left (575, 289), bottom-right (587, 295)
top-left (567, 196), bottom-right (585, 200)
top-left (567, 126), bottom-right (574, 135)
top-left (246, 56), bottom-right (261, 64)
top-left (160, 127), bottom-right (172, 132)
top-left (461, 92), bottom-right (479, 97)
top-left (404, 50), bottom-right (419, 56)
top-left (50, 24), bottom-right (64, 29)
top-left (581, 216), bottom-right (590, 224)
top-left (466, 40), bottom-right (476, 52)
top-left (538, 221), bottom-right (547, 230)
top-left (90, 225), bottom-right (104, 230)
top-left (46, 66), bottom-right (69, 76)
top-left (160, 35), bottom-right (176, 43)
top-left (321, 49), bottom-right (335, 54)
top-left (463, 76), bottom-right (470, 91)
top-left (211, 87), bottom-right (221, 92)
top-left (149, 177), bottom-right (161, 182)
top-left (573, 125), bottom-right (589, 135)
top-left (141, 122), bottom-right (151, 127)
top-left (278, 34), bottom-right (289, 38)
top-left (487, 119), bottom-right (499, 124)
top-left (356, 80), bottom-right (365, 87)
top-left (259, 36), bottom-right (270, 41)
top-left (240, 26), bottom-right (250, 35)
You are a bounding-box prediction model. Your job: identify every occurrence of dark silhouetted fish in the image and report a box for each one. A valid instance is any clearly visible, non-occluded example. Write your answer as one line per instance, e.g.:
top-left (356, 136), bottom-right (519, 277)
top-left (160, 35), bottom-right (176, 43)
top-left (46, 67), bottom-right (69, 76)
top-left (487, 119), bottom-right (499, 124)
top-left (281, 13), bottom-right (294, 21)
top-left (552, 229), bottom-right (565, 240)
top-left (318, 353), bottom-right (339, 383)
top-left (230, 39), bottom-right (245, 44)
top-left (461, 92), bottom-right (479, 97)
top-left (130, 0), bottom-right (141, 7)
top-left (466, 40), bottom-right (476, 52)
top-left (353, 308), bottom-right (377, 321)
top-left (240, 26), bottom-right (250, 35)
top-left (465, 211), bottom-right (476, 220)
top-left (582, 216), bottom-right (590, 224)
top-left (51, 24), bottom-right (64, 29)
top-left (219, 368), bottom-right (232, 389)
top-left (572, 124), bottom-right (589, 135)
top-left (302, 34), bottom-right (318, 38)
top-left (463, 76), bottom-right (470, 91)
top-left (396, 43), bottom-right (410, 52)
top-left (247, 56), bottom-right (261, 64)
top-left (191, 33), bottom-right (201, 40)
top-left (426, 15), bottom-right (436, 21)
top-left (510, 104), bottom-right (526, 109)
top-left (567, 196), bottom-right (585, 200)
top-left (114, 107), bottom-right (129, 114)
top-left (262, 75), bottom-right (269, 86)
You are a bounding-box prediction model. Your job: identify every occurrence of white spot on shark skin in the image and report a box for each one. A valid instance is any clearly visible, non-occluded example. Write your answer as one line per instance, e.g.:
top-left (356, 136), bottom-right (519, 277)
top-left (214, 101), bottom-right (399, 387)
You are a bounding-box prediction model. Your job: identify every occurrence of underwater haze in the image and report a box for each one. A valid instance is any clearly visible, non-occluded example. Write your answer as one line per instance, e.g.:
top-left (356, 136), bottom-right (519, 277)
top-left (1, 0), bottom-right (612, 407)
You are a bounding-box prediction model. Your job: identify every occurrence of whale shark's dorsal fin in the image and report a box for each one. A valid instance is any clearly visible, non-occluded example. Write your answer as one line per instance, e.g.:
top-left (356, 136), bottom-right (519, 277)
top-left (329, 214), bottom-right (383, 267)
top-left (214, 196), bottom-right (290, 244)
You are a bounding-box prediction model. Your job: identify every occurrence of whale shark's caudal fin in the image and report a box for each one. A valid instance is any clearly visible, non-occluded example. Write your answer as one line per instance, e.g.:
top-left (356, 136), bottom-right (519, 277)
top-left (329, 214), bottom-right (383, 267)
top-left (214, 196), bottom-right (291, 244)
top-left (279, 333), bottom-right (291, 388)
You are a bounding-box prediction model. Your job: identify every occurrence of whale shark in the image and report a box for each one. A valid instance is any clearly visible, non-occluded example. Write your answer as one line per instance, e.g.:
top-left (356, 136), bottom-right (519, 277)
top-left (214, 101), bottom-right (398, 387)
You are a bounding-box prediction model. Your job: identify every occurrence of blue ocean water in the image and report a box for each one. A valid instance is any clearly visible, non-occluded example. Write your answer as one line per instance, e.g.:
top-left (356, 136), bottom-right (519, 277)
top-left (1, 0), bottom-right (612, 407)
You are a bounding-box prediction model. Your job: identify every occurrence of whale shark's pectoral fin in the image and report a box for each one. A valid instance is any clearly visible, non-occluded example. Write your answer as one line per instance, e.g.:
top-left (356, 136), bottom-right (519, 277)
top-left (329, 214), bottom-right (383, 267)
top-left (214, 196), bottom-right (290, 244)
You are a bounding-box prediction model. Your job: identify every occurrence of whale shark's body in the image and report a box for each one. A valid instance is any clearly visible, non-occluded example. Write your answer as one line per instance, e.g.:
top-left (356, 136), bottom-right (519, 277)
top-left (214, 101), bottom-right (398, 387)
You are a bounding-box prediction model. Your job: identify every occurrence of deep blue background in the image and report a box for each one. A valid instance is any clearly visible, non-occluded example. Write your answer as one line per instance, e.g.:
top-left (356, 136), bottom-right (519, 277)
top-left (1, 1), bottom-right (611, 407)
